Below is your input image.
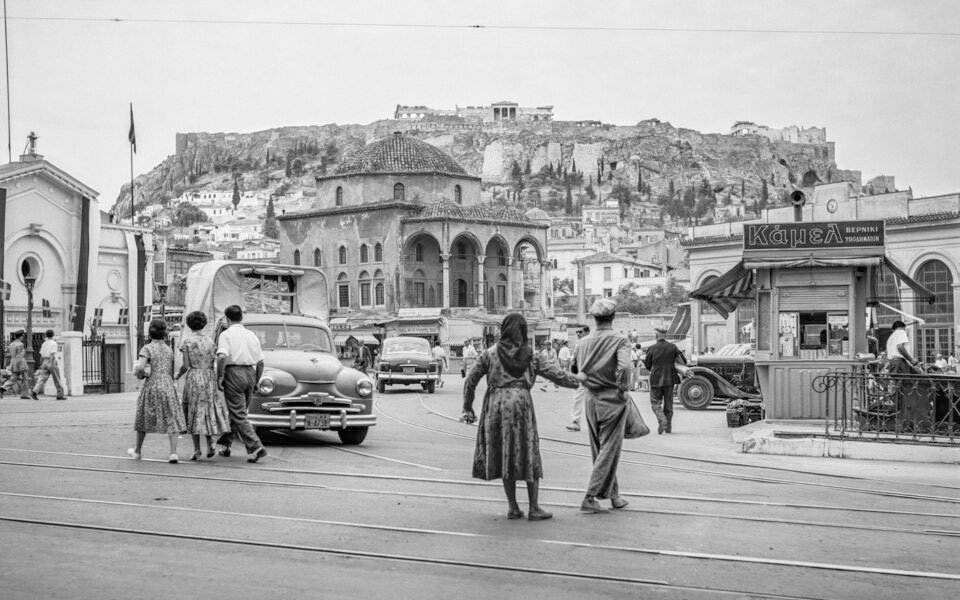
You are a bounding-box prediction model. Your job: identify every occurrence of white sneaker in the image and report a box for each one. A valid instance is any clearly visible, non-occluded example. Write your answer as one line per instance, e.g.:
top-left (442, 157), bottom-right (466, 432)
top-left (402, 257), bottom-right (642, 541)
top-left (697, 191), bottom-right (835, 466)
top-left (126, 448), bottom-right (141, 460)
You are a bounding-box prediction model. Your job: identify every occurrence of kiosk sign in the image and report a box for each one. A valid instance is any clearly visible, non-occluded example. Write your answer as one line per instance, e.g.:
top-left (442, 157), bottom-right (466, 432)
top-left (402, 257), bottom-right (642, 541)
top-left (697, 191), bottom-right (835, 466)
top-left (744, 221), bottom-right (884, 251)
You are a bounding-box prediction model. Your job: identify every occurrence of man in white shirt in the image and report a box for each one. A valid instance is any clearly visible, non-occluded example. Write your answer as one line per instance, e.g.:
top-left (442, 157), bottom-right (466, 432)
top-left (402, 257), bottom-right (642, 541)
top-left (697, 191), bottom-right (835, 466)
top-left (31, 329), bottom-right (65, 400)
top-left (885, 320), bottom-right (918, 374)
top-left (461, 341), bottom-right (478, 378)
top-left (215, 305), bottom-right (267, 462)
top-left (557, 342), bottom-right (572, 370)
top-left (432, 341), bottom-right (448, 388)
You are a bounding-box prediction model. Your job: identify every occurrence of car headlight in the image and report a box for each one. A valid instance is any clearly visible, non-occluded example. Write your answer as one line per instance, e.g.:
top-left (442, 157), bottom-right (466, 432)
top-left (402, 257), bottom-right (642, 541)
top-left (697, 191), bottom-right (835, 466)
top-left (257, 376), bottom-right (276, 395)
top-left (378, 362), bottom-right (390, 371)
top-left (356, 378), bottom-right (373, 397)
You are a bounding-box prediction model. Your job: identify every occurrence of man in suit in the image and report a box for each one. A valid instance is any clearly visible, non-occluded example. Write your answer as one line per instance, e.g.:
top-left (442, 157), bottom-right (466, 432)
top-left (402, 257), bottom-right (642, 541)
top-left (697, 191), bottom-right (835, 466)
top-left (642, 327), bottom-right (688, 434)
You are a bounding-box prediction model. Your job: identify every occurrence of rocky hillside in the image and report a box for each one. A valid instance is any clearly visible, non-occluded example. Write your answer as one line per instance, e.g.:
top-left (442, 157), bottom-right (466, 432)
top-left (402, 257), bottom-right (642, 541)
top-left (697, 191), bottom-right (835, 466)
top-left (113, 117), bottom-right (861, 220)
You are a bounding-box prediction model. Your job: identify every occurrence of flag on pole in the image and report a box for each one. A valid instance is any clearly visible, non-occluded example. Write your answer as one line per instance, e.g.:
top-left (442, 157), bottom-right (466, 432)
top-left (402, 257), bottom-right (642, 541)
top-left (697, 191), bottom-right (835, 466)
top-left (128, 103), bottom-right (137, 153)
top-left (118, 307), bottom-right (129, 325)
top-left (0, 279), bottom-right (10, 301)
top-left (41, 299), bottom-right (51, 318)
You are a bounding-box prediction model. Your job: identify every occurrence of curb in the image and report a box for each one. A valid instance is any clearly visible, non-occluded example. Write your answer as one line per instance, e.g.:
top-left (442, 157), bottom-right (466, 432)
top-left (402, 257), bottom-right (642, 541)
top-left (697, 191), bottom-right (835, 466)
top-left (738, 428), bottom-right (960, 464)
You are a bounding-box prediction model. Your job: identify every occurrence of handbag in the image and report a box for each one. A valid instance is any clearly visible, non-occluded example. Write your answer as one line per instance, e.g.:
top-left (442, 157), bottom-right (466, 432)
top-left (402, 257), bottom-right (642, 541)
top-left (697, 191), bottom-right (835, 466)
top-left (136, 357), bottom-right (152, 380)
top-left (624, 394), bottom-right (650, 439)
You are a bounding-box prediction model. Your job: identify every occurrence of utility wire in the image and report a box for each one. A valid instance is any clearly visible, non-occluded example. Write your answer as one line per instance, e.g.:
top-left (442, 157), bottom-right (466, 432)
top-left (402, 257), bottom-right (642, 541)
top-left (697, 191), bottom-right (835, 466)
top-left (7, 15), bottom-right (960, 38)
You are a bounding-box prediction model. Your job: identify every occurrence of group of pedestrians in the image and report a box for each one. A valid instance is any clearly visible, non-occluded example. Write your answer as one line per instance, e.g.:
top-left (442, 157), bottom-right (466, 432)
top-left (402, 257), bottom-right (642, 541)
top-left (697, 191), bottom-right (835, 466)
top-left (128, 305), bottom-right (268, 464)
top-left (2, 329), bottom-right (67, 400)
top-left (461, 299), bottom-right (688, 520)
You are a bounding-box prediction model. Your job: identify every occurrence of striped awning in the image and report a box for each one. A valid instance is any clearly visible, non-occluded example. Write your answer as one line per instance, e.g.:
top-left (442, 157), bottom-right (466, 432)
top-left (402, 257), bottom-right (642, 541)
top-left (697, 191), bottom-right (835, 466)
top-left (690, 261), bottom-right (755, 319)
top-left (879, 255), bottom-right (937, 305)
top-left (666, 303), bottom-right (691, 337)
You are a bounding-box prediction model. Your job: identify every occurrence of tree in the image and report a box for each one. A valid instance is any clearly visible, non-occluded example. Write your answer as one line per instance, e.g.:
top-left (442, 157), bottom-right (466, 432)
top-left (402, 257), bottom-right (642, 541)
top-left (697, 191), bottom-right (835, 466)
top-left (524, 158), bottom-right (532, 176)
top-left (760, 179), bottom-right (769, 211)
top-left (571, 158), bottom-right (577, 174)
top-left (564, 176), bottom-right (574, 215)
top-left (232, 178), bottom-right (241, 211)
top-left (740, 178), bottom-right (745, 201)
top-left (262, 196), bottom-right (279, 239)
top-left (510, 160), bottom-right (522, 182)
top-left (173, 203), bottom-right (209, 227)
top-left (723, 190), bottom-right (732, 206)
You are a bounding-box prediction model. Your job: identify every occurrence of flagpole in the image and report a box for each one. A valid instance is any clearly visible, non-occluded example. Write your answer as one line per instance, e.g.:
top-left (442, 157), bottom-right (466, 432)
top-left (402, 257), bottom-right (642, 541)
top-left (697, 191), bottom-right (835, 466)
top-left (129, 141), bottom-right (134, 224)
top-left (129, 102), bottom-right (135, 224)
top-left (4, 0), bottom-right (12, 163)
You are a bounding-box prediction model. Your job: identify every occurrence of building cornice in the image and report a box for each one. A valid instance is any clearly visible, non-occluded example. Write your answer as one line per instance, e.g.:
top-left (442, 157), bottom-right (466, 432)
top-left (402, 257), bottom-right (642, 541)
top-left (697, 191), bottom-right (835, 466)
top-left (277, 201), bottom-right (420, 221)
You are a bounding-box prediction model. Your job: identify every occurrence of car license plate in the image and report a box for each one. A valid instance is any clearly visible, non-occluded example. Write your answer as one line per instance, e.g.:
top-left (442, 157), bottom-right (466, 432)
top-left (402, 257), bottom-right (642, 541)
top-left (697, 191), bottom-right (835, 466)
top-left (403, 366), bottom-right (415, 374)
top-left (304, 414), bottom-right (330, 429)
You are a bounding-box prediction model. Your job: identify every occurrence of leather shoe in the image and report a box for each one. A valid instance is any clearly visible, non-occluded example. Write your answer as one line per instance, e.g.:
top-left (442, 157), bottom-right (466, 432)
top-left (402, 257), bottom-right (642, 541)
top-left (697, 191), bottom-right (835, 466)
top-left (580, 497), bottom-right (608, 513)
top-left (507, 508), bottom-right (525, 520)
top-left (528, 508), bottom-right (553, 521)
top-left (665, 424), bottom-right (672, 434)
top-left (611, 496), bottom-right (629, 509)
top-left (30, 392), bottom-right (39, 400)
top-left (657, 421), bottom-right (665, 435)
top-left (565, 423), bottom-right (580, 432)
top-left (218, 447), bottom-right (231, 458)
top-left (247, 447), bottom-right (268, 463)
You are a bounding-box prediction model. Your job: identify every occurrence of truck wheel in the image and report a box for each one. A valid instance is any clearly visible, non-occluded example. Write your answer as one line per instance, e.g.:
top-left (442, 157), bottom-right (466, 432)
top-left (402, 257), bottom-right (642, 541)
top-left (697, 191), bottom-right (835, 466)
top-left (338, 427), bottom-right (368, 445)
top-left (377, 378), bottom-right (385, 393)
top-left (425, 380), bottom-right (436, 394)
top-left (678, 375), bottom-right (714, 410)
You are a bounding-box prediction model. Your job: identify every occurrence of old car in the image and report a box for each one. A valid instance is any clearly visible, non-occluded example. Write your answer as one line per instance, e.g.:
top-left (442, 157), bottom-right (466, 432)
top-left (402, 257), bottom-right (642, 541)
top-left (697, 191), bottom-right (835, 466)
top-left (374, 336), bottom-right (440, 393)
top-left (677, 343), bottom-right (761, 410)
top-left (184, 261), bottom-right (376, 445)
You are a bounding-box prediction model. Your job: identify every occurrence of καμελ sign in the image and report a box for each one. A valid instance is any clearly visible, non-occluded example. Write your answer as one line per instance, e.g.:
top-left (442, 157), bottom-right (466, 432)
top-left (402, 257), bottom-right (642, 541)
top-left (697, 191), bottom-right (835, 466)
top-left (743, 221), bottom-right (884, 251)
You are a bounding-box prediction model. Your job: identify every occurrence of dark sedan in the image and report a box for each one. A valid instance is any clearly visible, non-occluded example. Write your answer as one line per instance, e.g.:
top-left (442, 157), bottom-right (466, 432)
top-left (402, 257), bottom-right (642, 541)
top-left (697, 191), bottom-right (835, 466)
top-left (374, 336), bottom-right (440, 393)
top-left (677, 344), bottom-right (760, 409)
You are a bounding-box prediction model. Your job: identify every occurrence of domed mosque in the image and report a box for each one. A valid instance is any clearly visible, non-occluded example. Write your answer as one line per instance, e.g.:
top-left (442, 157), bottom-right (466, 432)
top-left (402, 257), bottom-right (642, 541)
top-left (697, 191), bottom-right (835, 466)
top-left (277, 132), bottom-right (554, 349)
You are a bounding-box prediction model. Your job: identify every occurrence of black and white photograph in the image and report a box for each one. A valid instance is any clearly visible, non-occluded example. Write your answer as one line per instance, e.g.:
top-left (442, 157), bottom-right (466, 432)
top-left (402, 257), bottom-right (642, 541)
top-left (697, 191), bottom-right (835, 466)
top-left (0, 1), bottom-right (957, 598)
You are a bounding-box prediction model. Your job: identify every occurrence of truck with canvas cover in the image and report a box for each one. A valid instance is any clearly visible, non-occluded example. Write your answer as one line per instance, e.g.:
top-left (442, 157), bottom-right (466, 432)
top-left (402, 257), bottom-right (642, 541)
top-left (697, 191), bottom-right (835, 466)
top-left (183, 261), bottom-right (376, 445)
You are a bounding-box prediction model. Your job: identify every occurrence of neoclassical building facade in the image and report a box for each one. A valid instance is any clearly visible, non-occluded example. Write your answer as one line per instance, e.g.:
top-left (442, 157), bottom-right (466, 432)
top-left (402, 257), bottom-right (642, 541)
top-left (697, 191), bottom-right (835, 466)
top-left (277, 133), bottom-right (552, 343)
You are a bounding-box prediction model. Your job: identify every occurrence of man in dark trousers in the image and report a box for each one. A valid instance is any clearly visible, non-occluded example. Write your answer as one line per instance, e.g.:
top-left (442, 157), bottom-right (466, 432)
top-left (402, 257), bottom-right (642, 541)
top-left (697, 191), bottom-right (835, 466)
top-left (215, 305), bottom-right (268, 462)
top-left (643, 326), bottom-right (688, 434)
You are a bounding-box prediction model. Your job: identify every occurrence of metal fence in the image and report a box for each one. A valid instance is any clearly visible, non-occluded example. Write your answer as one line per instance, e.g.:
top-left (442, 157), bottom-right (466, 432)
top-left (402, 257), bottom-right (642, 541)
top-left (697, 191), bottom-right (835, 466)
top-left (813, 366), bottom-right (959, 444)
top-left (82, 335), bottom-right (106, 392)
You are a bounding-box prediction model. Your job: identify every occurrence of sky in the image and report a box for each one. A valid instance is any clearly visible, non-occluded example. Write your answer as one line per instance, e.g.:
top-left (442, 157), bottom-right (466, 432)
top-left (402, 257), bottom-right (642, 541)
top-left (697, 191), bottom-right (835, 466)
top-left (5, 0), bottom-right (960, 206)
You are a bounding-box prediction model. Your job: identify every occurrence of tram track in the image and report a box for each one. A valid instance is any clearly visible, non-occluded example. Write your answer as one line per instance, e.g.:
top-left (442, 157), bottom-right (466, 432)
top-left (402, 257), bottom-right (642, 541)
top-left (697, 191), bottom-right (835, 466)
top-left (379, 395), bottom-right (960, 503)
top-left (1, 493), bottom-right (958, 591)
top-left (0, 455), bottom-right (958, 538)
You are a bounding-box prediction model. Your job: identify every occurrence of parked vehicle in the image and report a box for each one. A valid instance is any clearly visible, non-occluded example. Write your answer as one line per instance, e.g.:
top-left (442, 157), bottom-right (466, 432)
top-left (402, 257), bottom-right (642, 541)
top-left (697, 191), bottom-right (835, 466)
top-left (183, 261), bottom-right (376, 445)
top-left (374, 336), bottom-right (440, 393)
top-left (678, 344), bottom-right (760, 410)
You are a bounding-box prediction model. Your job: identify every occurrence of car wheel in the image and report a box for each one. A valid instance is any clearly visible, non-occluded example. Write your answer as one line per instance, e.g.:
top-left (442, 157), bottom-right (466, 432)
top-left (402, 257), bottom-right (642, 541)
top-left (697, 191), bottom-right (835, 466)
top-left (678, 375), bottom-right (715, 410)
top-left (425, 380), bottom-right (436, 394)
top-left (377, 378), bottom-right (385, 393)
top-left (338, 427), bottom-right (368, 445)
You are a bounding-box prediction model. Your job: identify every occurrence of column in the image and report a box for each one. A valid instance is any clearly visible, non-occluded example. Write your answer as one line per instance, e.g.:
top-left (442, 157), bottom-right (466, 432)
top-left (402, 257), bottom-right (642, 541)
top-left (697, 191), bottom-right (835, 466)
top-left (539, 260), bottom-right (550, 312)
top-left (505, 257), bottom-right (514, 309)
top-left (441, 253), bottom-right (451, 309)
top-left (61, 331), bottom-right (84, 398)
top-left (476, 255), bottom-right (486, 309)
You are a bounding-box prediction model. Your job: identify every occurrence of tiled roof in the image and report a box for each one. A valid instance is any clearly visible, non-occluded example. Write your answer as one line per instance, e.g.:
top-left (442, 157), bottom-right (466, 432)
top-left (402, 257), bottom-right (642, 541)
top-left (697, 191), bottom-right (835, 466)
top-left (680, 234), bottom-right (743, 247)
top-left (403, 202), bottom-right (532, 225)
top-left (578, 251), bottom-right (646, 266)
top-left (886, 211), bottom-right (960, 225)
top-left (420, 199), bottom-right (466, 219)
top-left (334, 133), bottom-right (468, 177)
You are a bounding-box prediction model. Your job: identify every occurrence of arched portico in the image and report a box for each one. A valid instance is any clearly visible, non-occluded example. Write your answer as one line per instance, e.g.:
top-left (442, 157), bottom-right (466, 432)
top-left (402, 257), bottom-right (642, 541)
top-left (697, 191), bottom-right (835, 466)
top-left (513, 237), bottom-right (548, 311)
top-left (401, 233), bottom-right (442, 308)
top-left (449, 233), bottom-right (483, 308)
top-left (484, 236), bottom-right (510, 310)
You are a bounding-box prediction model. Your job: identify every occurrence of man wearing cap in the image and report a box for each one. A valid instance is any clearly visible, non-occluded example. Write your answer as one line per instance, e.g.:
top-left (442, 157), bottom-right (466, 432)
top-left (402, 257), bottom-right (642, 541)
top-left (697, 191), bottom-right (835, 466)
top-left (643, 326), bottom-right (688, 434)
top-left (573, 298), bottom-right (633, 513)
top-left (885, 320), bottom-right (919, 374)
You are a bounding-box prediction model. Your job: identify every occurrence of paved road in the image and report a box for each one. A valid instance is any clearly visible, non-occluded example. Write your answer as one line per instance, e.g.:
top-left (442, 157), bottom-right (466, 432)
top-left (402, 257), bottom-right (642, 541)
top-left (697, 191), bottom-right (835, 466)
top-left (1, 374), bottom-right (958, 599)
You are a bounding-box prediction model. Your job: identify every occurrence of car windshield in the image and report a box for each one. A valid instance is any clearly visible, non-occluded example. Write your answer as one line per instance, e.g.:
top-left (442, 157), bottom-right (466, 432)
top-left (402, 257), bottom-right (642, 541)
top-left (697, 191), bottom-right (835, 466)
top-left (247, 324), bottom-right (333, 352)
top-left (383, 339), bottom-right (430, 355)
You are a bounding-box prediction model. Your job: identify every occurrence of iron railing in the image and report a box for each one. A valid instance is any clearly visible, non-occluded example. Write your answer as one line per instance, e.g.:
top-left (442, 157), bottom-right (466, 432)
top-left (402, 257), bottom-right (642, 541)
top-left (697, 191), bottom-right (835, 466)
top-left (813, 365), bottom-right (959, 444)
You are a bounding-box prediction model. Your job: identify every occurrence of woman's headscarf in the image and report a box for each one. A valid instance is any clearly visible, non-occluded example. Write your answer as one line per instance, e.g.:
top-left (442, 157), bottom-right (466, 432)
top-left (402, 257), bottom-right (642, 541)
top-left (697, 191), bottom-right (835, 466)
top-left (497, 312), bottom-right (533, 377)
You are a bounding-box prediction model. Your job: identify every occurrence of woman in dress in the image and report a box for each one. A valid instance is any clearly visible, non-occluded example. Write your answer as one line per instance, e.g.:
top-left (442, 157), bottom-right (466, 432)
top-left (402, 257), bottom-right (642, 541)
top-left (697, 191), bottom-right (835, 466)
top-left (6, 330), bottom-right (29, 398)
top-left (175, 310), bottom-right (230, 461)
top-left (128, 319), bottom-right (186, 463)
top-left (461, 313), bottom-right (579, 521)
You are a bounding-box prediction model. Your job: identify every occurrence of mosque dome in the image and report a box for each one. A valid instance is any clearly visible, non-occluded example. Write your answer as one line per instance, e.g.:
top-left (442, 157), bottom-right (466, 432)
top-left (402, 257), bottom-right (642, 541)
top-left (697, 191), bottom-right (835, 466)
top-left (334, 132), bottom-right (468, 178)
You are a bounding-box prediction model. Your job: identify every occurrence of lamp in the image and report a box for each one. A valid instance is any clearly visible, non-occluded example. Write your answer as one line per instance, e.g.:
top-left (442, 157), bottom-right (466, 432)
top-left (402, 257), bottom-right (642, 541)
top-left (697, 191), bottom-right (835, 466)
top-left (23, 274), bottom-right (36, 392)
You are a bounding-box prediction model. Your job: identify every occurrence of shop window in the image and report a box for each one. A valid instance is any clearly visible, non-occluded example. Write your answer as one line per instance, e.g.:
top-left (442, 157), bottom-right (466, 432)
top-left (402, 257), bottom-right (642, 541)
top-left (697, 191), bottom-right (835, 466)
top-left (338, 246), bottom-right (347, 265)
top-left (360, 244), bottom-right (368, 263)
top-left (335, 186), bottom-right (343, 206)
top-left (778, 310), bottom-right (848, 359)
top-left (394, 183), bottom-right (405, 201)
top-left (313, 248), bottom-right (322, 267)
top-left (374, 243), bottom-right (383, 262)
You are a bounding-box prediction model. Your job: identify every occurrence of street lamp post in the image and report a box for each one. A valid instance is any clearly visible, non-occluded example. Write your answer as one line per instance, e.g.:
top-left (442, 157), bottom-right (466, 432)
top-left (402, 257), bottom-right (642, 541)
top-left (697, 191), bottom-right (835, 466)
top-left (23, 274), bottom-right (36, 393)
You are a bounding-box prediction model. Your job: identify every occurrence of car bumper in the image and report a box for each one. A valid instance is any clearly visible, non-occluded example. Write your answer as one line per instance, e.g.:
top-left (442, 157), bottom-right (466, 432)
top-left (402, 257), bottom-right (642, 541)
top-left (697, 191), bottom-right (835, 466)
top-left (249, 410), bottom-right (376, 431)
top-left (376, 372), bottom-right (439, 383)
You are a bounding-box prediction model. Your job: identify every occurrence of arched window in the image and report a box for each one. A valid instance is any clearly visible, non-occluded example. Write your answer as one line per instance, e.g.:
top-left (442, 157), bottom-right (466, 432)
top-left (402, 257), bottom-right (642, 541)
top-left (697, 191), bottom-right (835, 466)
top-left (456, 279), bottom-right (468, 307)
top-left (359, 271), bottom-right (371, 307)
top-left (374, 243), bottom-right (383, 262)
top-left (454, 185), bottom-right (462, 204)
top-left (335, 186), bottom-right (343, 206)
top-left (313, 248), bottom-right (321, 267)
top-left (337, 272), bottom-right (350, 308)
top-left (374, 270), bottom-right (385, 307)
top-left (415, 243), bottom-right (424, 262)
top-left (915, 259), bottom-right (955, 362)
top-left (413, 269), bottom-right (426, 306)
top-left (394, 182), bottom-right (405, 202)
top-left (457, 242), bottom-right (466, 259)
top-left (360, 244), bottom-right (369, 263)
top-left (338, 245), bottom-right (347, 265)
top-left (293, 249), bottom-right (301, 265)
top-left (497, 248), bottom-right (506, 266)
top-left (496, 273), bottom-right (508, 307)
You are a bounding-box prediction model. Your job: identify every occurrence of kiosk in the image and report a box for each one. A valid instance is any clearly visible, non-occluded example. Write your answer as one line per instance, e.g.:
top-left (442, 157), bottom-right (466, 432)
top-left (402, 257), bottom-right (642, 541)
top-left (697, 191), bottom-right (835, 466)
top-left (691, 220), bottom-right (936, 419)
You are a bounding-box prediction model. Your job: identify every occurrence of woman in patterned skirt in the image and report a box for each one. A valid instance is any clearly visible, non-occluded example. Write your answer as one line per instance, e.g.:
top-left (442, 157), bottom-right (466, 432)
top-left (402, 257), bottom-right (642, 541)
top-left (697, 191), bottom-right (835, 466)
top-left (128, 319), bottom-right (186, 463)
top-left (461, 313), bottom-right (579, 521)
top-left (175, 310), bottom-right (231, 461)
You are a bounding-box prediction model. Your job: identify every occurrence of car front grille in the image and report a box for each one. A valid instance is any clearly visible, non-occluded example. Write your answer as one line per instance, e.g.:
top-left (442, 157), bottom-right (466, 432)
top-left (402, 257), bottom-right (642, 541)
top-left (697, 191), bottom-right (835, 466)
top-left (260, 392), bottom-right (362, 414)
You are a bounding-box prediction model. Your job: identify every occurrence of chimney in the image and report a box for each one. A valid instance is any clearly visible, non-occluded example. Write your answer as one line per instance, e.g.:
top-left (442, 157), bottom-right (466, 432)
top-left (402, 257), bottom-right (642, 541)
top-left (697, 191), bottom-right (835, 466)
top-left (19, 132), bottom-right (43, 162)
